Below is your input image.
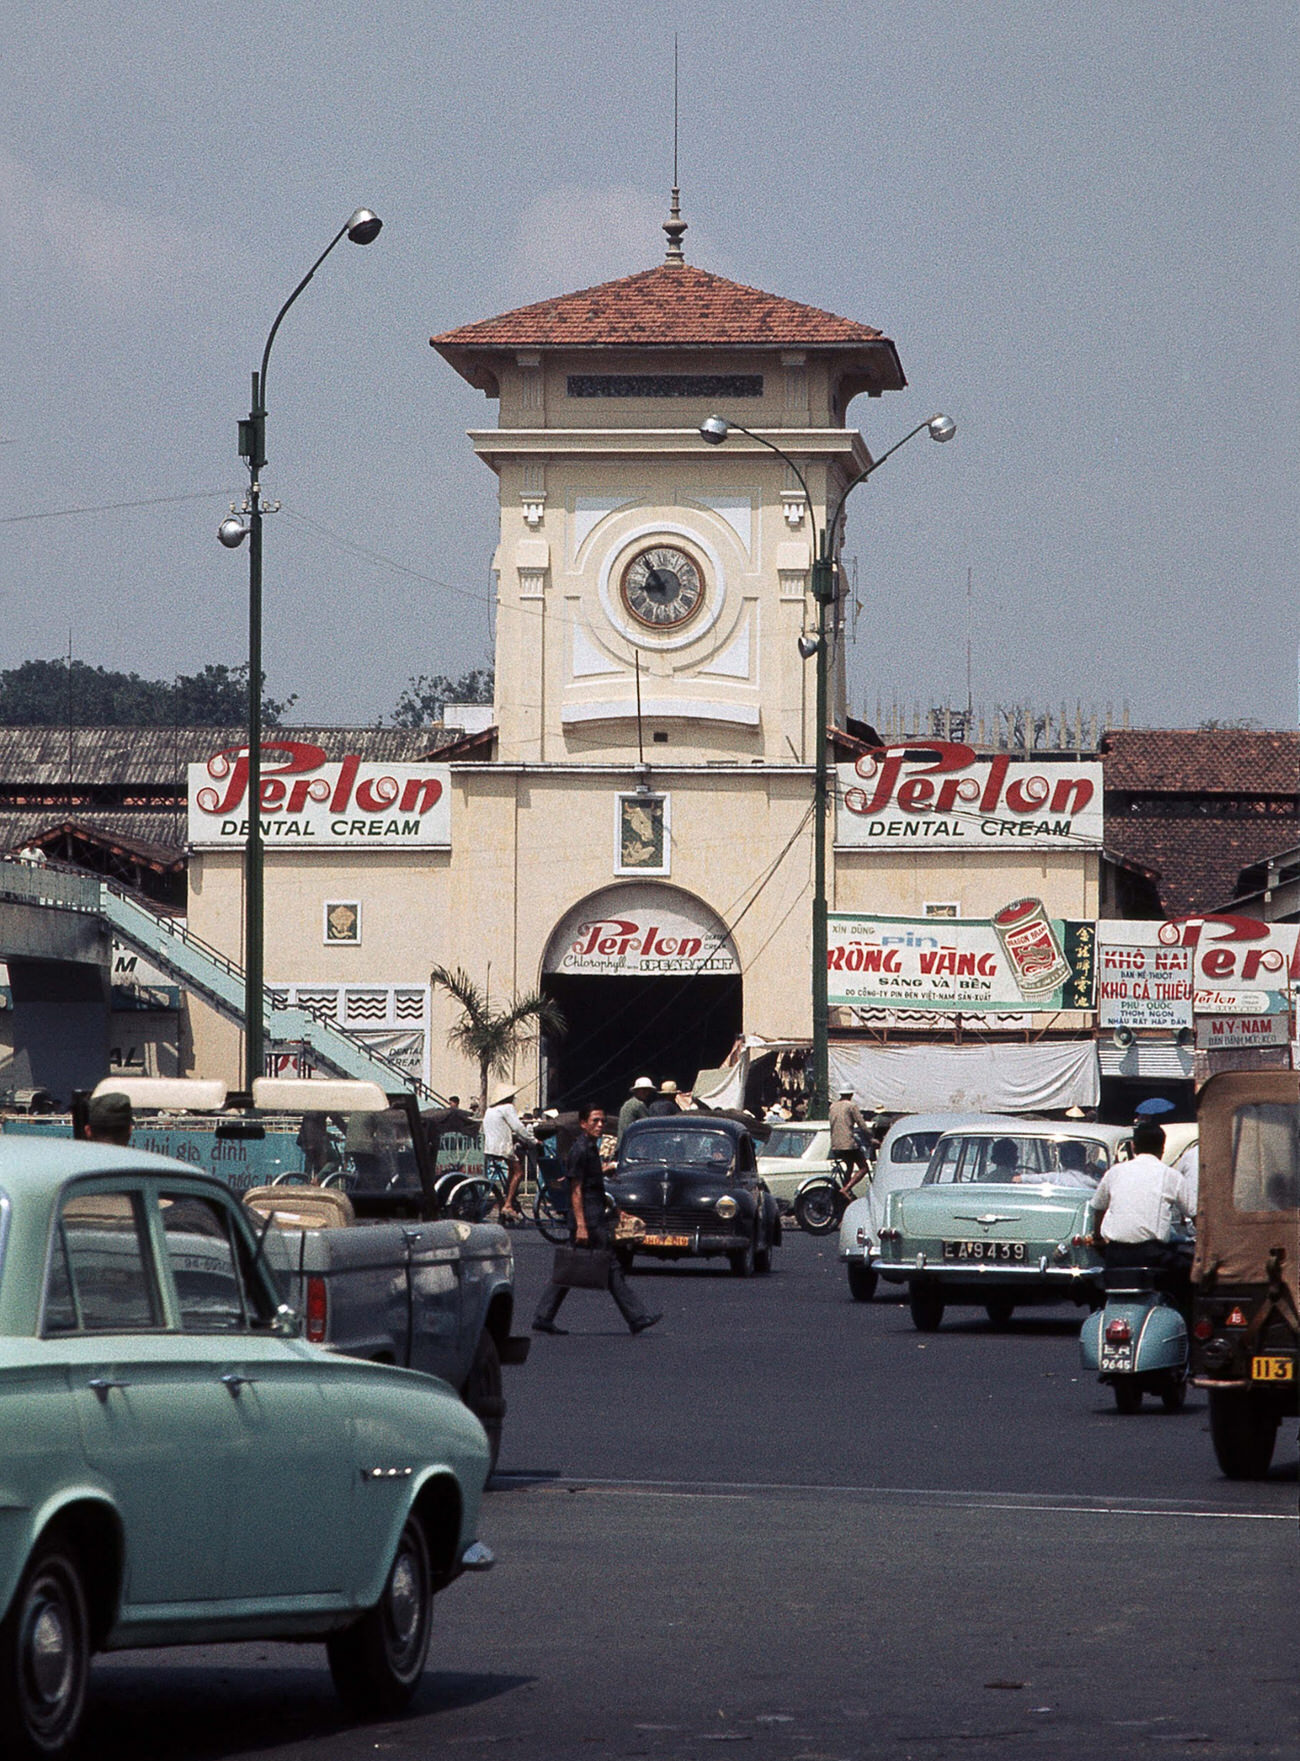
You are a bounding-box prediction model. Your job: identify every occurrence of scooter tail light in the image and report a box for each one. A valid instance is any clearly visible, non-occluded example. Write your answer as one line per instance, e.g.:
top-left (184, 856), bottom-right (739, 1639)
top-left (306, 1275), bottom-right (328, 1344)
top-left (1105, 1319), bottom-right (1131, 1345)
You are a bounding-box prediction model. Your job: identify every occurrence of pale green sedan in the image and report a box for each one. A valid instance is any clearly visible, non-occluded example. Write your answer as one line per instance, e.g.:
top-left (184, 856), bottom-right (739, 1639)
top-left (0, 1138), bottom-right (493, 1759)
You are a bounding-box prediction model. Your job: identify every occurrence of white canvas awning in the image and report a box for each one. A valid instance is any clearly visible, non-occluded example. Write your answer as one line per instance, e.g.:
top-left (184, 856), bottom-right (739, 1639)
top-left (829, 1039), bottom-right (1100, 1115)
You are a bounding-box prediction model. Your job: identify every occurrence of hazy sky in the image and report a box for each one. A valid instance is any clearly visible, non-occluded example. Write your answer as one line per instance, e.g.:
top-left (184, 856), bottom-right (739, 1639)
top-left (2, 1), bottom-right (1295, 731)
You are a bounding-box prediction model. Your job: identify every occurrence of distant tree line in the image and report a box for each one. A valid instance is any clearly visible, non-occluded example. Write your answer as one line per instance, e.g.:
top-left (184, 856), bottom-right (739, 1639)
top-left (0, 660), bottom-right (295, 726)
top-left (391, 668), bottom-right (494, 728)
top-left (0, 658), bottom-right (494, 728)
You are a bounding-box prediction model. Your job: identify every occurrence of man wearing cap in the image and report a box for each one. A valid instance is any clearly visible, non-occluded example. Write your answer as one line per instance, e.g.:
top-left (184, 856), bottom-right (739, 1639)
top-left (616, 1076), bottom-right (656, 1145)
top-left (83, 1091), bottom-right (132, 1146)
top-left (647, 1079), bottom-right (680, 1118)
top-left (828, 1087), bottom-right (871, 1194)
top-left (481, 1083), bottom-right (535, 1223)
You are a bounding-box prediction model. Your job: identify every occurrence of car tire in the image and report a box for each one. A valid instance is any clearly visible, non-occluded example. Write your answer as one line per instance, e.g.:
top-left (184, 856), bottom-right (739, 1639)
top-left (984, 1296), bottom-right (1015, 1327)
top-left (848, 1262), bottom-right (877, 1303)
top-left (794, 1180), bottom-right (839, 1235)
top-left (0, 1532), bottom-right (91, 1761)
top-left (754, 1228), bottom-right (773, 1275)
top-left (728, 1232), bottom-right (756, 1277)
top-left (1160, 1369), bottom-right (1188, 1414)
top-left (1208, 1389), bottom-right (1280, 1480)
top-left (909, 1285), bottom-right (945, 1331)
top-left (1113, 1379), bottom-right (1143, 1414)
top-left (461, 1330), bottom-right (505, 1476)
top-left (327, 1515), bottom-right (434, 1718)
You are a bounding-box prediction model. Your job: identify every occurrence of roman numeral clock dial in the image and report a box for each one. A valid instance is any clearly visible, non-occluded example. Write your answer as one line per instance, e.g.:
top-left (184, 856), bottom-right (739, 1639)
top-left (620, 545), bottom-right (705, 630)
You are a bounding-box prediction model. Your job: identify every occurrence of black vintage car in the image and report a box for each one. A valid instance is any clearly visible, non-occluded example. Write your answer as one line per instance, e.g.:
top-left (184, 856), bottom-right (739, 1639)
top-left (607, 1114), bottom-right (782, 1276)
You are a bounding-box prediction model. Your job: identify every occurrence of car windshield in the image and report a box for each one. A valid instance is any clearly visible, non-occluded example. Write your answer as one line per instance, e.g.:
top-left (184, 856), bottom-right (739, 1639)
top-left (763, 1127), bottom-right (818, 1159)
top-left (126, 1106), bottom-right (422, 1198)
top-left (620, 1128), bottom-right (734, 1169)
top-left (1230, 1102), bottom-right (1300, 1213)
top-left (924, 1133), bottom-right (1108, 1187)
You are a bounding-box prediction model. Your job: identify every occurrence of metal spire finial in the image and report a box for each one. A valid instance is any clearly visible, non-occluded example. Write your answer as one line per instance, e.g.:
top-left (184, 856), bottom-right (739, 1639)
top-left (663, 36), bottom-right (687, 263)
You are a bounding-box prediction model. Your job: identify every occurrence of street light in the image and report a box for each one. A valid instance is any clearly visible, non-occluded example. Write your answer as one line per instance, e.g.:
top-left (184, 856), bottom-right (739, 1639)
top-left (699, 410), bottom-right (955, 1114)
top-left (219, 208), bottom-right (382, 1088)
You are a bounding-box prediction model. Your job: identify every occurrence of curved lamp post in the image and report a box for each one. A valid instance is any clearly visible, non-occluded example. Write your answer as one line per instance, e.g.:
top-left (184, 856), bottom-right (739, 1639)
top-left (699, 411), bottom-right (955, 1114)
top-left (219, 208), bottom-right (382, 1087)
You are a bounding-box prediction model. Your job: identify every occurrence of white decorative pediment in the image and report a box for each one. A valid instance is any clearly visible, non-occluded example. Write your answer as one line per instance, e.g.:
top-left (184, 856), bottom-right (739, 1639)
top-left (700, 620), bottom-right (751, 680)
top-left (571, 626), bottom-right (624, 678)
top-left (689, 492), bottom-right (752, 554)
top-left (573, 493), bottom-right (644, 555)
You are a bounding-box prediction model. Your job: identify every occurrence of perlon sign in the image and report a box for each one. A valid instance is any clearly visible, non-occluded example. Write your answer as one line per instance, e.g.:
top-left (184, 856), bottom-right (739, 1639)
top-left (836, 741), bottom-right (1103, 850)
top-left (187, 742), bottom-right (451, 850)
top-left (1098, 916), bottom-right (1300, 1016)
top-left (544, 885), bottom-right (739, 977)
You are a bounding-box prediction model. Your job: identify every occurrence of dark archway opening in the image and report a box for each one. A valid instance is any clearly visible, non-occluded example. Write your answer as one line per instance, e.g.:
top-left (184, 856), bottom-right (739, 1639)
top-left (541, 972), bottom-right (743, 1115)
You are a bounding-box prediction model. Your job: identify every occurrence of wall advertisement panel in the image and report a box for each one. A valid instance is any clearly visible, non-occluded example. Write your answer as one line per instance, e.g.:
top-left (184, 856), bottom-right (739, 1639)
top-left (1097, 917), bottom-right (1300, 1016)
top-left (835, 742), bottom-right (1103, 850)
top-left (827, 906), bottom-right (1094, 1012)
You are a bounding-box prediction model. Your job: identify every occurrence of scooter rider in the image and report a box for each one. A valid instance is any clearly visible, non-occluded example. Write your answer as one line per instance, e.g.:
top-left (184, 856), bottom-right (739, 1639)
top-left (1089, 1121), bottom-right (1196, 1313)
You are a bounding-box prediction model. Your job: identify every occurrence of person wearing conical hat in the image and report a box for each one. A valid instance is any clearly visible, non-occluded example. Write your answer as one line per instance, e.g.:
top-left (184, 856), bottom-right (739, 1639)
top-left (482, 1081), bottom-right (535, 1223)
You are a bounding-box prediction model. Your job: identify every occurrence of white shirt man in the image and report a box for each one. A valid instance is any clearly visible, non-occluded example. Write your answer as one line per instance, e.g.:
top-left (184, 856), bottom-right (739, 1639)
top-left (1090, 1137), bottom-right (1195, 1245)
top-left (482, 1095), bottom-right (532, 1159)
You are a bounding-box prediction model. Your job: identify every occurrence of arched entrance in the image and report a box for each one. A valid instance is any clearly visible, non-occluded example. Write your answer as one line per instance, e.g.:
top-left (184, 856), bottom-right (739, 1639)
top-left (540, 883), bottom-right (743, 1113)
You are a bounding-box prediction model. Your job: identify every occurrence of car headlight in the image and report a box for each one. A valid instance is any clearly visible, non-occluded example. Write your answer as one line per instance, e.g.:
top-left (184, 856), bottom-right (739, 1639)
top-left (714, 1195), bottom-right (739, 1219)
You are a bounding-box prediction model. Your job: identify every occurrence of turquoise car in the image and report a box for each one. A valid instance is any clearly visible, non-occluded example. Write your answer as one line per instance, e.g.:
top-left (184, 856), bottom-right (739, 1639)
top-left (0, 1138), bottom-right (493, 1759)
top-left (876, 1119), bottom-right (1133, 1331)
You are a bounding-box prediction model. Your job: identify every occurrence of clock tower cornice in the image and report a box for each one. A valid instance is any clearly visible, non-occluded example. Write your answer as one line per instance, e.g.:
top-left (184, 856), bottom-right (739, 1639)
top-left (467, 427), bottom-right (873, 473)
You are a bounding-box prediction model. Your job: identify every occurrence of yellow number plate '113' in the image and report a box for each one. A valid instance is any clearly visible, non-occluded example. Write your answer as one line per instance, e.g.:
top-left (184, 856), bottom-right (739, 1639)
top-left (1251, 1356), bottom-right (1295, 1382)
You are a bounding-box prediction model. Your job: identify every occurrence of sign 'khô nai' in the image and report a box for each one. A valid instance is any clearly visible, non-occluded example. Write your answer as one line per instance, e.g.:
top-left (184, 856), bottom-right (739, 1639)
top-left (836, 741), bottom-right (1103, 849)
top-left (188, 741), bottom-right (451, 849)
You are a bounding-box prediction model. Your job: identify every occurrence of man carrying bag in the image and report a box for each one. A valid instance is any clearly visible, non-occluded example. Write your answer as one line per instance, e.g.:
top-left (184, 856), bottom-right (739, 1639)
top-left (532, 1103), bottom-right (662, 1336)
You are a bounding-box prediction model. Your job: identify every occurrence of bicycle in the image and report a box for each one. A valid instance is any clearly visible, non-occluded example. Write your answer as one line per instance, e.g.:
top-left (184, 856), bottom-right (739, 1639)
top-left (793, 1150), bottom-right (870, 1235)
top-left (530, 1140), bottom-right (573, 1243)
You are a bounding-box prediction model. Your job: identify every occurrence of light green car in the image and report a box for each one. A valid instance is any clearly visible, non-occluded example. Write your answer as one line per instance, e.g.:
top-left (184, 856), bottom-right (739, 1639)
top-left (0, 1138), bottom-right (494, 1759)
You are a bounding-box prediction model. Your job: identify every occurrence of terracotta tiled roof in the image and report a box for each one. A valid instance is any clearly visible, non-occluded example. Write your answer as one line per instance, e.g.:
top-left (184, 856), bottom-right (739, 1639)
top-left (431, 264), bottom-right (900, 354)
top-left (1101, 728), bottom-right (1300, 795)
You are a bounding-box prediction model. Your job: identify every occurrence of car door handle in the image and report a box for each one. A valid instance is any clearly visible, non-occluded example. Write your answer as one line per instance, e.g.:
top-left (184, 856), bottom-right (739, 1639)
top-left (87, 1377), bottom-right (130, 1399)
top-left (219, 1373), bottom-right (258, 1396)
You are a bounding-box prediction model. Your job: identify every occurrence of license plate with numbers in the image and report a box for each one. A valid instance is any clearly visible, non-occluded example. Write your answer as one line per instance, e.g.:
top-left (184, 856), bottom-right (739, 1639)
top-left (1251, 1356), bottom-right (1295, 1382)
top-left (942, 1240), bottom-right (1027, 1262)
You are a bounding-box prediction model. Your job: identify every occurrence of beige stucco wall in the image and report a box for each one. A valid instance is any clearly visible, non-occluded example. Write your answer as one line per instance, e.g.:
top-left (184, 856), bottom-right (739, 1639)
top-left (834, 846), bottom-right (1100, 922)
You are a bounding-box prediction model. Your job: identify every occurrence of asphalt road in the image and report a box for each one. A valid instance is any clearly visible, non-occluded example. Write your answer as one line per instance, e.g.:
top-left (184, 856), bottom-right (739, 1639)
top-left (89, 1230), bottom-right (1297, 1761)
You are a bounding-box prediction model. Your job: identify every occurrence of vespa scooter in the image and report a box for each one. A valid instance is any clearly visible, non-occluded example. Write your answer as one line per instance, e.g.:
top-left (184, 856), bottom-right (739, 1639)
top-left (1080, 1264), bottom-right (1189, 1414)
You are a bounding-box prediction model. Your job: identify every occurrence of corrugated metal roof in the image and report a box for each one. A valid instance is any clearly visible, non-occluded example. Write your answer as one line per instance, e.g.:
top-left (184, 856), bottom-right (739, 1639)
top-left (0, 726), bottom-right (459, 786)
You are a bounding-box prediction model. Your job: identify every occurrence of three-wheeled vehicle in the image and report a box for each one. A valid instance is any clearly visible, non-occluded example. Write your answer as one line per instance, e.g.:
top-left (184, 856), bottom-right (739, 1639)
top-left (1190, 1070), bottom-right (1298, 1479)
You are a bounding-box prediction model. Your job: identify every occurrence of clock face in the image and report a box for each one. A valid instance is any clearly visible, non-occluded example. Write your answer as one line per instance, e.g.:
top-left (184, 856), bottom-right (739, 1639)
top-left (620, 545), bottom-right (705, 630)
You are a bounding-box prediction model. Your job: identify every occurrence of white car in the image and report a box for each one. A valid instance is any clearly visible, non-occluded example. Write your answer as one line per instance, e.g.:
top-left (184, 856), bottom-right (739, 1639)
top-left (836, 1114), bottom-right (967, 1300)
top-left (756, 1120), bottom-right (833, 1208)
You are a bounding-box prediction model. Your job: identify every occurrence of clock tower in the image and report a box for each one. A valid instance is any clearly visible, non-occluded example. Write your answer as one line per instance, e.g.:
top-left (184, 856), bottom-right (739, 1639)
top-left (432, 213), bottom-right (906, 767)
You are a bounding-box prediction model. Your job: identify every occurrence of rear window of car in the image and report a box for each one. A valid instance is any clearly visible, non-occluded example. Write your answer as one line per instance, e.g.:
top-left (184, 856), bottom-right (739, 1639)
top-left (1230, 1102), bottom-right (1300, 1212)
top-left (764, 1128), bottom-right (818, 1159)
top-left (621, 1128), bottom-right (734, 1168)
top-left (889, 1131), bottom-right (941, 1164)
top-left (924, 1134), bottom-right (1109, 1186)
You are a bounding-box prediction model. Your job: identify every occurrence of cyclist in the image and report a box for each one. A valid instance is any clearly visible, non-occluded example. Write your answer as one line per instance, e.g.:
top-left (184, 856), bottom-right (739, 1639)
top-left (482, 1083), bottom-right (536, 1223)
top-left (828, 1088), bottom-right (871, 1196)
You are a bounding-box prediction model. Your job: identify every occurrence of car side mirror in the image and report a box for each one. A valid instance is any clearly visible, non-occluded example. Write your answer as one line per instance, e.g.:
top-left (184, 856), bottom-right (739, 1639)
top-left (271, 1304), bottom-right (303, 1339)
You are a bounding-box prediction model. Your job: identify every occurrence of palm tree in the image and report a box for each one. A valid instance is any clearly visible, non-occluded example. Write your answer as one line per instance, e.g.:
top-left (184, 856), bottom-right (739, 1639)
top-left (429, 964), bottom-right (566, 1111)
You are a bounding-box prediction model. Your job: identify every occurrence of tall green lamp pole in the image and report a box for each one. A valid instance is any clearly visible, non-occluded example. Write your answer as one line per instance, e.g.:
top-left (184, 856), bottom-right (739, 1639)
top-left (698, 411), bottom-right (955, 1115)
top-left (218, 208), bottom-right (383, 1089)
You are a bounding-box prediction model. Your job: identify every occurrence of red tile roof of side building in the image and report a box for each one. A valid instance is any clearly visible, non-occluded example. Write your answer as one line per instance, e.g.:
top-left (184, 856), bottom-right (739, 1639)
top-left (431, 263), bottom-right (905, 365)
top-left (1100, 728), bottom-right (1300, 794)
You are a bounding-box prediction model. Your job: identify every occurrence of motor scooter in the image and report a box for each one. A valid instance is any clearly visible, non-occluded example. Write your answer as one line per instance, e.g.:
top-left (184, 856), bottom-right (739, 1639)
top-left (1080, 1263), bottom-right (1189, 1414)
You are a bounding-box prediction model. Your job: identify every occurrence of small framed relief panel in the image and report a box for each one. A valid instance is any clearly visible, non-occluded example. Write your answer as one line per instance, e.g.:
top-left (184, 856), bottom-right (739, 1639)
top-left (323, 901), bottom-right (362, 945)
top-left (615, 793), bottom-right (669, 876)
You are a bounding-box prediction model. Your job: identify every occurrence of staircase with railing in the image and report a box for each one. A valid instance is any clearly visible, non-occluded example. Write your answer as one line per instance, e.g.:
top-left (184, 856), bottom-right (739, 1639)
top-left (0, 856), bottom-right (442, 1102)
